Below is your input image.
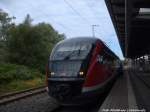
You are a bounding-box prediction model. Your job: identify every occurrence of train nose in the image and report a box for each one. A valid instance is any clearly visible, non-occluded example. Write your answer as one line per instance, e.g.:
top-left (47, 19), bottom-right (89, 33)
top-left (50, 84), bottom-right (71, 100)
top-left (48, 80), bottom-right (84, 101)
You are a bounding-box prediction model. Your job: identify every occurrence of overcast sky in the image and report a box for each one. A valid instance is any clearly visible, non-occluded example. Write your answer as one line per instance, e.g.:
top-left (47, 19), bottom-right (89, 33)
top-left (0, 0), bottom-right (124, 59)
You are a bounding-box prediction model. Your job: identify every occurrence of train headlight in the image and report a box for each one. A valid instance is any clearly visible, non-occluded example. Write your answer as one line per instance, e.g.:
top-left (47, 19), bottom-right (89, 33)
top-left (50, 72), bottom-right (55, 75)
top-left (79, 71), bottom-right (84, 76)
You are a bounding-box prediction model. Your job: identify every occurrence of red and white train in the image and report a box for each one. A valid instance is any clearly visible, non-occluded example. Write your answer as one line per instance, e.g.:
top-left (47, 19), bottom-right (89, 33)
top-left (46, 37), bottom-right (121, 105)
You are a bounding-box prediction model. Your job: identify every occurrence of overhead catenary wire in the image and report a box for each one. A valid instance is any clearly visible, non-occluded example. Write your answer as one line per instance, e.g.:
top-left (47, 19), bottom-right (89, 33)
top-left (26, 2), bottom-right (73, 34)
top-left (85, 1), bottom-right (106, 38)
top-left (85, 0), bottom-right (106, 21)
top-left (63, 0), bottom-right (91, 25)
top-left (20, 0), bottom-right (103, 37)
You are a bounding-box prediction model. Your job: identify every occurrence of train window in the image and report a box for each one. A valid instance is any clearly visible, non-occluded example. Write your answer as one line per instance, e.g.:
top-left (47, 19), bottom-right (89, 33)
top-left (49, 60), bottom-right (82, 77)
top-left (51, 42), bottom-right (92, 60)
top-left (101, 50), bottom-right (112, 65)
top-left (57, 43), bottom-right (91, 52)
top-left (57, 45), bottom-right (79, 52)
top-left (97, 55), bottom-right (103, 63)
top-left (99, 49), bottom-right (107, 64)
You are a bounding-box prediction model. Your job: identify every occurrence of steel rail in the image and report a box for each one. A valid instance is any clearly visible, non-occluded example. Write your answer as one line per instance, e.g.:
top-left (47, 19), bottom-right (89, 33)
top-left (133, 71), bottom-right (150, 89)
top-left (0, 85), bottom-right (46, 105)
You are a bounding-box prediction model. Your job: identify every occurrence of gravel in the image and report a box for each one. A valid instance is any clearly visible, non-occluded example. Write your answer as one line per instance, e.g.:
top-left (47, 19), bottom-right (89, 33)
top-left (0, 92), bottom-right (59, 112)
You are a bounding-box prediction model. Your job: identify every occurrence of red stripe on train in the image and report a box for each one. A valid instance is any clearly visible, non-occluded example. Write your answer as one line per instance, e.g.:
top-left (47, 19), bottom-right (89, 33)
top-left (83, 40), bottom-right (108, 87)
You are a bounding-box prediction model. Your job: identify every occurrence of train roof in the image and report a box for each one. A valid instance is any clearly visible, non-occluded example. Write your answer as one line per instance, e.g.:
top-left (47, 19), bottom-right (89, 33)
top-left (56, 37), bottom-right (119, 59)
top-left (57, 37), bottom-right (97, 45)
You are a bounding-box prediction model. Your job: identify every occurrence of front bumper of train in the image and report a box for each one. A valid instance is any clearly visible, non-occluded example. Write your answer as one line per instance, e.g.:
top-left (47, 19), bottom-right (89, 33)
top-left (47, 77), bottom-right (107, 105)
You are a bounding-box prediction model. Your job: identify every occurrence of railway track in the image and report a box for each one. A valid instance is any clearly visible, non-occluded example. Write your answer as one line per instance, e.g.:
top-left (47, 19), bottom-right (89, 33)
top-left (132, 71), bottom-right (150, 89)
top-left (0, 85), bottom-right (46, 105)
top-left (50, 105), bottom-right (100, 112)
top-left (50, 100), bottom-right (103, 112)
top-left (129, 70), bottom-right (150, 111)
top-left (51, 106), bottom-right (63, 112)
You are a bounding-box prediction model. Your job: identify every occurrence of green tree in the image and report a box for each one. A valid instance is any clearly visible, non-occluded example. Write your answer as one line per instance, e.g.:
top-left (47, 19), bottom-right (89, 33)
top-left (0, 9), bottom-right (14, 41)
top-left (23, 14), bottom-right (32, 26)
top-left (0, 9), bottom-right (14, 63)
top-left (7, 14), bottom-right (64, 71)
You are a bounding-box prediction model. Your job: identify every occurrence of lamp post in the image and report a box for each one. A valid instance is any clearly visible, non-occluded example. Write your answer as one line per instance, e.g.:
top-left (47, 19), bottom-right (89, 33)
top-left (92, 24), bottom-right (99, 37)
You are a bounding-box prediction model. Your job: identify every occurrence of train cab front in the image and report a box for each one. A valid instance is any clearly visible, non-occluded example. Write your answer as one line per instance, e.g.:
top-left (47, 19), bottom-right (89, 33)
top-left (46, 39), bottom-right (94, 105)
top-left (47, 61), bottom-right (86, 105)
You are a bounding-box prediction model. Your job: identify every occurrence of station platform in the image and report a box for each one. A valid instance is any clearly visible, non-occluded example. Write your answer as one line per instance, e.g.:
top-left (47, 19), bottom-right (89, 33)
top-left (99, 71), bottom-right (149, 112)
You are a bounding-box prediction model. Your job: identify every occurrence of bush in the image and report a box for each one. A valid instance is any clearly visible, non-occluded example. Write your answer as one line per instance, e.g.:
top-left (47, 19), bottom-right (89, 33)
top-left (0, 63), bottom-right (44, 84)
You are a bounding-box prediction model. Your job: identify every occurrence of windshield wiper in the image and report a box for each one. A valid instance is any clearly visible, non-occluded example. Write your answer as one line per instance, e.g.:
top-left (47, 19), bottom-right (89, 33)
top-left (78, 46), bottom-right (81, 55)
top-left (63, 49), bottom-right (82, 60)
top-left (63, 51), bottom-right (76, 60)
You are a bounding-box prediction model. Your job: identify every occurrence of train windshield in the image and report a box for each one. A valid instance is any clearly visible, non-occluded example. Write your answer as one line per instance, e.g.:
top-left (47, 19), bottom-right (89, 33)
top-left (49, 42), bottom-right (93, 77)
top-left (50, 42), bottom-right (92, 60)
top-left (49, 60), bottom-right (82, 77)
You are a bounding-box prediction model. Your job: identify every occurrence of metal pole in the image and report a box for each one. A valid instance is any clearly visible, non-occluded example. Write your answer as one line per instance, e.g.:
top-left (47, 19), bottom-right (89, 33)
top-left (125, 0), bottom-right (132, 57)
top-left (92, 25), bottom-right (95, 37)
top-left (125, 0), bottom-right (128, 57)
top-left (92, 25), bottom-right (99, 37)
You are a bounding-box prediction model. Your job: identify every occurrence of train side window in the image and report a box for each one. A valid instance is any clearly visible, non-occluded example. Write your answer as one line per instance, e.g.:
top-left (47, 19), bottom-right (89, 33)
top-left (97, 55), bottom-right (103, 64)
top-left (102, 50), bottom-right (107, 65)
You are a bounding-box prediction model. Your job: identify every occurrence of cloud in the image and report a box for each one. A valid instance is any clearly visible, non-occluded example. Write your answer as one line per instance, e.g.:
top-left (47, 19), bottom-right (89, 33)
top-left (0, 0), bottom-right (124, 59)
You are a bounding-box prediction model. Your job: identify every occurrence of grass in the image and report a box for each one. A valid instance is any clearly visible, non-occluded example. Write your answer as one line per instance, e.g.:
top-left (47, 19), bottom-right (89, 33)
top-left (0, 78), bottom-right (44, 95)
top-left (0, 63), bottom-right (45, 95)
